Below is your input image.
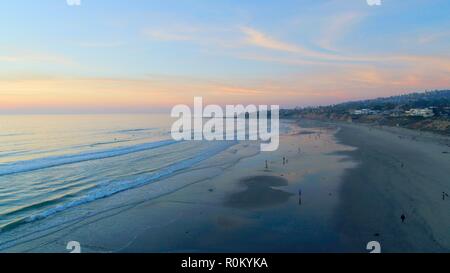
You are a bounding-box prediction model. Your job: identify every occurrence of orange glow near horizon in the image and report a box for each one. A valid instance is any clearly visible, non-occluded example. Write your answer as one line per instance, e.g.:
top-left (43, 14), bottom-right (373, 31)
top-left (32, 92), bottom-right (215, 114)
top-left (1, 66), bottom-right (450, 113)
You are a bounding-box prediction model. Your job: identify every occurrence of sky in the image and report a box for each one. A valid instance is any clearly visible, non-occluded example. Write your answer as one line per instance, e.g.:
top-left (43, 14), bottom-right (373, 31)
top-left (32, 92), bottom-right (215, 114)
top-left (1, 0), bottom-right (450, 113)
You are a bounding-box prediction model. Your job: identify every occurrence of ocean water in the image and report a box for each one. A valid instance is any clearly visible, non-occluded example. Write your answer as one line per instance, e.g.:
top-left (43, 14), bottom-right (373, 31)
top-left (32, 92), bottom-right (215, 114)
top-left (0, 114), bottom-right (237, 238)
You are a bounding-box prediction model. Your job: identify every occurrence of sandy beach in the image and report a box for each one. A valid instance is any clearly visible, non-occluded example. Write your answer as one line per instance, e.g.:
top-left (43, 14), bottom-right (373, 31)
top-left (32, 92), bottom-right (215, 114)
top-left (332, 122), bottom-right (450, 252)
top-left (2, 120), bottom-right (449, 253)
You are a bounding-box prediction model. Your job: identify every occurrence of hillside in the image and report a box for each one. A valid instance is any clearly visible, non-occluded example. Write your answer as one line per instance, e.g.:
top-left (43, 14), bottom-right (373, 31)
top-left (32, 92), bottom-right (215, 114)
top-left (282, 90), bottom-right (450, 135)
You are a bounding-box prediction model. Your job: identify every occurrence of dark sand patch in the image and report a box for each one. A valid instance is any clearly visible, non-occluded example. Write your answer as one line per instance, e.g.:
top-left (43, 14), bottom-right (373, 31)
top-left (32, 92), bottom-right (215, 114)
top-left (224, 175), bottom-right (293, 209)
top-left (290, 130), bottom-right (317, 136)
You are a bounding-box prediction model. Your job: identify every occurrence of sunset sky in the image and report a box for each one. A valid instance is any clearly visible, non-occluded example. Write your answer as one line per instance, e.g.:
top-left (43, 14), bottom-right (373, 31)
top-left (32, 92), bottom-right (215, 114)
top-left (1, 0), bottom-right (450, 113)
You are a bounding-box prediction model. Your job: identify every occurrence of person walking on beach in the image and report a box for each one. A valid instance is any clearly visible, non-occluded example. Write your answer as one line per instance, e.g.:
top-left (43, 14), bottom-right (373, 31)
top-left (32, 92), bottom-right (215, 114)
top-left (401, 214), bottom-right (406, 223)
top-left (265, 160), bottom-right (269, 169)
top-left (443, 192), bottom-right (449, 201)
top-left (298, 189), bottom-right (302, 205)
top-left (283, 157), bottom-right (286, 165)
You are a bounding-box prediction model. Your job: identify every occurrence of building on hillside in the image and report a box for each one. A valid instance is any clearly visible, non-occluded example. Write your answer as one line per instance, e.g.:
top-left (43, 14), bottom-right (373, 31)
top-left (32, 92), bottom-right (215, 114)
top-left (381, 109), bottom-right (404, 117)
top-left (350, 109), bottom-right (379, 115)
top-left (405, 108), bottom-right (435, 118)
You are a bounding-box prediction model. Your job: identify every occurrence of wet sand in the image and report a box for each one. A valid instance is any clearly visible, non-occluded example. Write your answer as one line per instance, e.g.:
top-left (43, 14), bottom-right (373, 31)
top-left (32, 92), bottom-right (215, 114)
top-left (332, 122), bottom-right (450, 252)
top-left (224, 176), bottom-right (293, 209)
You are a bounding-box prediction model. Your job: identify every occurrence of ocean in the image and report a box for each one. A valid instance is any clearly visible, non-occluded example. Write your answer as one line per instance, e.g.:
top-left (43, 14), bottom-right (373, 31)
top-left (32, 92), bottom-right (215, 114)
top-left (0, 114), bottom-right (236, 244)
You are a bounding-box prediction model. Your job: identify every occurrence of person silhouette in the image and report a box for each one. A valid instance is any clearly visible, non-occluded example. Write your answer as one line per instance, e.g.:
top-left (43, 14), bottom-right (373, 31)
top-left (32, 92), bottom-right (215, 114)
top-left (401, 214), bottom-right (406, 223)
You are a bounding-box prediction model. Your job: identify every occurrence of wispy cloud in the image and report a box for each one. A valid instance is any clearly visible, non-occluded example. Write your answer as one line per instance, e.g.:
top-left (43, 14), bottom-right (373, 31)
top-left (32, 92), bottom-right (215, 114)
top-left (240, 26), bottom-right (301, 53)
top-left (215, 86), bottom-right (265, 96)
top-left (317, 12), bottom-right (365, 50)
top-left (239, 26), bottom-right (376, 63)
top-left (142, 25), bottom-right (202, 41)
top-left (141, 24), bottom-right (373, 64)
top-left (142, 29), bottom-right (193, 41)
top-left (0, 52), bottom-right (74, 66)
top-left (418, 31), bottom-right (450, 45)
top-left (78, 42), bottom-right (126, 48)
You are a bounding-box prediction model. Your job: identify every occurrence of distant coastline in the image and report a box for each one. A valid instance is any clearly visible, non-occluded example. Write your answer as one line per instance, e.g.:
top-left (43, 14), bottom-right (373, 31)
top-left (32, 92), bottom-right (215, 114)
top-left (282, 90), bottom-right (450, 136)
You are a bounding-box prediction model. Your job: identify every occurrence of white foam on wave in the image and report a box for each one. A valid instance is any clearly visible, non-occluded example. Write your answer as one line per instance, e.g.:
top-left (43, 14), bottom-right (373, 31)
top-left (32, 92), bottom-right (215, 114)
top-left (0, 140), bottom-right (237, 251)
top-left (0, 139), bottom-right (177, 177)
top-left (24, 141), bottom-right (236, 223)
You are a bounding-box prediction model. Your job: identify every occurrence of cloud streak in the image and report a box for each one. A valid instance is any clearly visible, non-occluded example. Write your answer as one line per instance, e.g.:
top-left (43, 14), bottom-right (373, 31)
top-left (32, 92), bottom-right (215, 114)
top-left (240, 26), bottom-right (300, 53)
top-left (317, 12), bottom-right (365, 50)
top-left (78, 42), bottom-right (126, 48)
top-left (0, 53), bottom-right (74, 66)
top-left (239, 26), bottom-right (379, 64)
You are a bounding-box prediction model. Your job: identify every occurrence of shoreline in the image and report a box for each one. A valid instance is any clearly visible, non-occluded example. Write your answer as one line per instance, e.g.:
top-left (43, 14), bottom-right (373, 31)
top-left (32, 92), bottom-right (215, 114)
top-left (3, 119), bottom-right (449, 253)
top-left (2, 121), bottom-right (356, 253)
